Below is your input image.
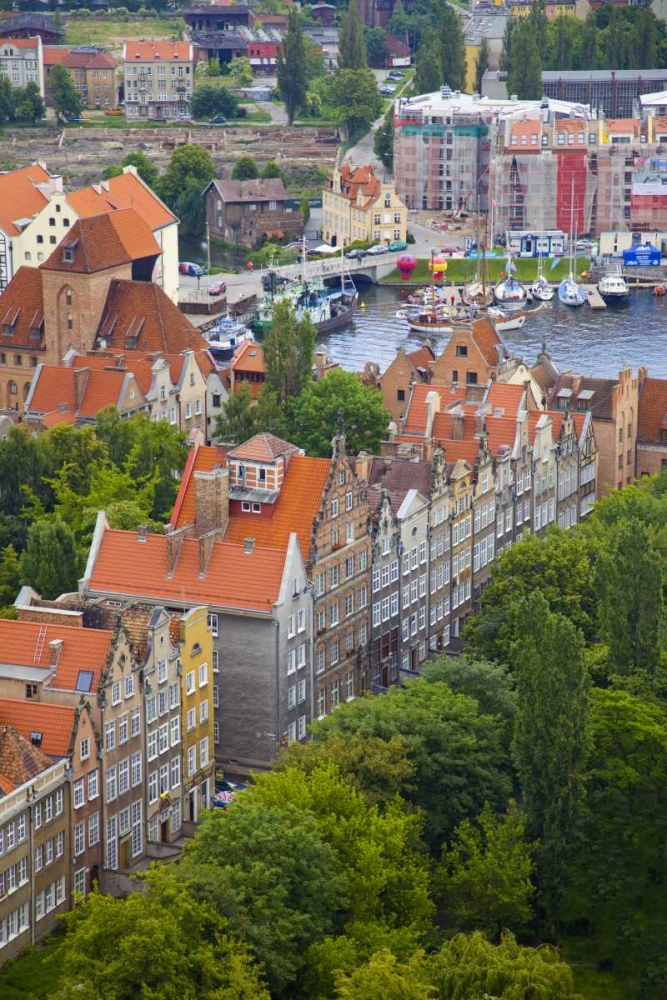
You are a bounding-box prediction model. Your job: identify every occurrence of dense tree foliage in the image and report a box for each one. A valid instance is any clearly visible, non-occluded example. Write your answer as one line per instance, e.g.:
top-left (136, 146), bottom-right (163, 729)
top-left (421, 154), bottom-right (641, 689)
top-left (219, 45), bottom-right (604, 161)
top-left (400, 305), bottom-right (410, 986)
top-left (50, 63), bottom-right (83, 121)
top-left (338, 0), bottom-right (367, 70)
top-left (277, 7), bottom-right (308, 125)
top-left (191, 84), bottom-right (242, 121)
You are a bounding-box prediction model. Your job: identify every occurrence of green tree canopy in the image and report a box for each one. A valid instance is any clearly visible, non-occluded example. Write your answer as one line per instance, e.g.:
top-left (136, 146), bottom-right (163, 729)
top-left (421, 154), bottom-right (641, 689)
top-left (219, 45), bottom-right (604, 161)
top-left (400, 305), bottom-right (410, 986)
top-left (229, 55), bottom-right (253, 86)
top-left (263, 299), bottom-right (315, 404)
top-left (475, 36), bottom-right (490, 93)
top-left (50, 63), bottom-right (83, 121)
top-left (338, 0), bottom-right (367, 70)
top-left (232, 156), bottom-right (260, 181)
top-left (365, 26), bottom-right (389, 66)
top-left (506, 20), bottom-right (543, 100)
top-left (374, 105), bottom-right (394, 170)
top-left (510, 592), bottom-right (589, 929)
top-left (277, 7), bottom-right (308, 125)
top-left (311, 675), bottom-right (512, 849)
top-left (287, 368), bottom-right (389, 458)
top-left (119, 150), bottom-right (160, 190)
top-left (19, 517), bottom-right (81, 599)
top-left (326, 68), bottom-right (382, 137)
top-left (159, 144), bottom-right (216, 209)
top-left (191, 84), bottom-right (241, 121)
top-left (439, 6), bottom-right (466, 92)
top-left (437, 801), bottom-right (535, 938)
top-left (414, 35), bottom-right (443, 95)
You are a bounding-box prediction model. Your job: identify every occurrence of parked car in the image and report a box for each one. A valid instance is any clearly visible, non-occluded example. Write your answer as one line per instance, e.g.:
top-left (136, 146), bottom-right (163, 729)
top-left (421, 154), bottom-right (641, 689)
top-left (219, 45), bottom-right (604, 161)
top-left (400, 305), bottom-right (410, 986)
top-left (366, 244), bottom-right (387, 256)
top-left (208, 280), bottom-right (227, 296)
top-left (379, 85), bottom-right (396, 95)
top-left (179, 261), bottom-right (204, 276)
top-left (178, 114), bottom-right (192, 122)
top-left (387, 72), bottom-right (404, 81)
top-left (346, 248), bottom-right (367, 260)
top-left (209, 114), bottom-right (227, 125)
top-left (388, 240), bottom-right (408, 252)
top-left (575, 239), bottom-right (594, 252)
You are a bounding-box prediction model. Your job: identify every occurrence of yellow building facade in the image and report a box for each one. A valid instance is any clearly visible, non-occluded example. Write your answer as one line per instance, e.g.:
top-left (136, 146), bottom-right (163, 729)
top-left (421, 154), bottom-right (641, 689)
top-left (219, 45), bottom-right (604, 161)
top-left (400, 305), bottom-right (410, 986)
top-left (178, 605), bottom-right (215, 823)
top-left (322, 164), bottom-right (408, 248)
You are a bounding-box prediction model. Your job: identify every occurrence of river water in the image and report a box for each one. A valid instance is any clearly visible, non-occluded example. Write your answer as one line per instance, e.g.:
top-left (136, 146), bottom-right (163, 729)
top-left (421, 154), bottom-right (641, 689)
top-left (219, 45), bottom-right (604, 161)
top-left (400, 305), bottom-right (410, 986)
top-left (319, 283), bottom-right (667, 379)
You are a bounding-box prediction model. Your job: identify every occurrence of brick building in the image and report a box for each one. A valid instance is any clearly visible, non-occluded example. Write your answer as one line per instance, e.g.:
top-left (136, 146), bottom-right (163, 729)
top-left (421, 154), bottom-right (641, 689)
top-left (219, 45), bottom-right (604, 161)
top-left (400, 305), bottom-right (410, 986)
top-left (378, 343), bottom-right (435, 427)
top-left (204, 179), bottom-right (304, 248)
top-left (637, 369), bottom-right (667, 478)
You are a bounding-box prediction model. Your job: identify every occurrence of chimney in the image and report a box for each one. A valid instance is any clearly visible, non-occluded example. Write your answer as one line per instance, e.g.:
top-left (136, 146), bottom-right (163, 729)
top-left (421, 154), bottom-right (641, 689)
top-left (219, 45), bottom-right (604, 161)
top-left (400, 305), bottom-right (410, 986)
top-left (137, 525), bottom-right (149, 542)
top-left (72, 368), bottom-right (90, 412)
top-left (49, 639), bottom-right (63, 667)
top-left (355, 450), bottom-right (370, 482)
top-left (425, 390), bottom-right (441, 439)
top-left (194, 467), bottom-right (229, 538)
top-left (243, 537), bottom-right (256, 554)
top-left (451, 410), bottom-right (464, 440)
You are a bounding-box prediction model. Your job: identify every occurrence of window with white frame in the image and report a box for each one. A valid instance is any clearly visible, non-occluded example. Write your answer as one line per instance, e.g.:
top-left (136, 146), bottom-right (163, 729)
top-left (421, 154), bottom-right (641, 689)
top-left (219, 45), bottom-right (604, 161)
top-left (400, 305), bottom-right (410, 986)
top-left (198, 663), bottom-right (208, 687)
top-left (106, 766), bottom-right (117, 803)
top-left (73, 778), bottom-right (84, 809)
top-left (207, 613), bottom-right (219, 636)
top-left (186, 670), bottom-right (195, 695)
top-left (124, 674), bottom-right (134, 699)
top-left (88, 768), bottom-right (99, 799)
top-left (148, 771), bottom-right (158, 804)
top-left (199, 700), bottom-right (208, 724)
top-left (188, 746), bottom-right (196, 776)
top-left (74, 822), bottom-right (84, 856)
top-left (131, 752), bottom-right (141, 787)
top-left (200, 737), bottom-right (209, 767)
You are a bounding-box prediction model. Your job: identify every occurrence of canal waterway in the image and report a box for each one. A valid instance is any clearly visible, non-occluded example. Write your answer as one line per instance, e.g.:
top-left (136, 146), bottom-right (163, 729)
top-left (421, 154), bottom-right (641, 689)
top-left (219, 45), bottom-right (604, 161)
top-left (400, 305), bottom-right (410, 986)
top-left (319, 283), bottom-right (667, 379)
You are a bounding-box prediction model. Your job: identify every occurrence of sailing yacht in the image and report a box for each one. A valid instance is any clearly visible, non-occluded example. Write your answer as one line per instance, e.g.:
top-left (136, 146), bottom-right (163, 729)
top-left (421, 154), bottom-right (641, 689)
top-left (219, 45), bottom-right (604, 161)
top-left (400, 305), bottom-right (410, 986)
top-left (558, 183), bottom-right (586, 307)
top-left (494, 250), bottom-right (526, 309)
top-left (531, 238), bottom-right (554, 301)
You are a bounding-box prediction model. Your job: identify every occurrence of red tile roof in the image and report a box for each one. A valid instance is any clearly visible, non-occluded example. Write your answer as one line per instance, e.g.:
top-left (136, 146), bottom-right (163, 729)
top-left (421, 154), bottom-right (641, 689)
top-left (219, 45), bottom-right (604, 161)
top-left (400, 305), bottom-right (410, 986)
top-left (63, 49), bottom-right (117, 69)
top-left (96, 280), bottom-right (207, 354)
top-left (171, 444), bottom-right (226, 529)
top-left (0, 619), bottom-right (112, 693)
top-left (88, 529), bottom-right (286, 612)
top-left (485, 415), bottom-right (520, 455)
top-left (42, 45), bottom-right (69, 66)
top-left (638, 376), bottom-right (667, 441)
top-left (432, 409), bottom-right (477, 443)
top-left (485, 382), bottom-right (525, 415)
top-left (0, 267), bottom-right (44, 349)
top-left (27, 365), bottom-right (140, 420)
top-left (403, 383), bottom-right (466, 434)
top-left (0, 727), bottom-right (51, 791)
top-left (472, 317), bottom-right (506, 367)
top-left (228, 432), bottom-right (299, 463)
top-left (232, 341), bottom-right (265, 374)
top-left (42, 209), bottom-right (160, 274)
top-left (123, 40), bottom-right (193, 62)
top-left (336, 163), bottom-right (381, 207)
top-left (225, 454), bottom-right (330, 560)
top-left (68, 170), bottom-right (176, 232)
top-left (0, 163), bottom-right (50, 237)
top-left (0, 700), bottom-right (76, 757)
top-left (407, 344), bottom-right (435, 371)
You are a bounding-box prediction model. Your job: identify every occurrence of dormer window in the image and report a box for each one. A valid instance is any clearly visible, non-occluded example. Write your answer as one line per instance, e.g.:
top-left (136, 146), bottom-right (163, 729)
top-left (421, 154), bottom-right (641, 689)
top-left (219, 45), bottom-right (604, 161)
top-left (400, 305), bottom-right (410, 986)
top-left (62, 248), bottom-right (74, 264)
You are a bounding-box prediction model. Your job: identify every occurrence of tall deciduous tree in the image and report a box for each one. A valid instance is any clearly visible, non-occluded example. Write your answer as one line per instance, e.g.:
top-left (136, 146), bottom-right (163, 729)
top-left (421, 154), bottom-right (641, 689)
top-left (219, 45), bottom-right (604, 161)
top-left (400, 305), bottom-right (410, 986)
top-left (414, 35), bottom-right (443, 95)
top-left (277, 7), bottom-right (308, 125)
top-left (263, 299), bottom-right (315, 404)
top-left (438, 6), bottom-right (466, 92)
top-left (19, 517), bottom-right (80, 599)
top-left (577, 11), bottom-right (600, 70)
top-left (597, 518), bottom-right (663, 684)
top-left (437, 801), bottom-right (535, 938)
top-left (159, 145), bottom-right (216, 235)
top-left (232, 156), bottom-right (259, 181)
top-left (287, 368), bottom-right (389, 458)
top-left (510, 592), bottom-right (589, 929)
top-left (50, 63), bottom-right (83, 121)
top-left (0, 545), bottom-right (20, 607)
top-left (475, 37), bottom-right (490, 94)
top-left (338, 0), bottom-right (367, 70)
top-left (506, 21), bottom-right (543, 100)
top-left (327, 68), bottom-right (382, 137)
top-left (215, 383), bottom-right (257, 444)
top-left (374, 106), bottom-right (395, 170)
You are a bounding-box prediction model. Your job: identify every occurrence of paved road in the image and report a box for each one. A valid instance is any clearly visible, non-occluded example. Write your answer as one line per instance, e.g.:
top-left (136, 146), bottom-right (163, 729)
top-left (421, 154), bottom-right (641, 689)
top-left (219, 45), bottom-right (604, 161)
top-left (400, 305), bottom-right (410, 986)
top-left (256, 101), bottom-right (288, 125)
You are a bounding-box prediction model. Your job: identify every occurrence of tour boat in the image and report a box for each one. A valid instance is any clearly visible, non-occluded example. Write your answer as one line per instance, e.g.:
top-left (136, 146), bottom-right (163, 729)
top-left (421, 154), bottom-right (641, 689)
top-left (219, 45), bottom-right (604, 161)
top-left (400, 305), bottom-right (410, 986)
top-left (405, 310), bottom-right (454, 335)
top-left (205, 320), bottom-right (254, 359)
top-left (598, 268), bottom-right (629, 301)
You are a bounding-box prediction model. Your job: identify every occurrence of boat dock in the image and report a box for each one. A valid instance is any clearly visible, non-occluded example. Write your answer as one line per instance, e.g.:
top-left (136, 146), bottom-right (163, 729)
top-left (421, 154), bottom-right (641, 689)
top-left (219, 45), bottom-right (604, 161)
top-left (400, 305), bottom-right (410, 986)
top-left (582, 284), bottom-right (607, 309)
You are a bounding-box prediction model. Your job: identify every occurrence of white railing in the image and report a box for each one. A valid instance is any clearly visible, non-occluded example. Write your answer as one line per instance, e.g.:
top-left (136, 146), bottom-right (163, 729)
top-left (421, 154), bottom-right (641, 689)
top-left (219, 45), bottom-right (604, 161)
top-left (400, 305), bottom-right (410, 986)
top-left (0, 760), bottom-right (68, 824)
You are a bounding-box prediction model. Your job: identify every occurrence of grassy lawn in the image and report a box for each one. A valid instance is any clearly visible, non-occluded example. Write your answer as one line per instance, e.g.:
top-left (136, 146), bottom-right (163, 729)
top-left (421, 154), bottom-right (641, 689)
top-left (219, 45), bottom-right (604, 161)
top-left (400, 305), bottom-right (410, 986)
top-left (0, 936), bottom-right (66, 999)
top-left (64, 16), bottom-right (176, 47)
top-left (383, 256), bottom-right (591, 284)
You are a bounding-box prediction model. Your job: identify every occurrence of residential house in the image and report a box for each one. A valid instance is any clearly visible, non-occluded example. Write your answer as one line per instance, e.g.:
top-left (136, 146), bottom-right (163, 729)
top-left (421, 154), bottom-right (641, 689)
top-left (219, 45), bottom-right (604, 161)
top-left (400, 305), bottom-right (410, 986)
top-left (430, 317), bottom-right (512, 399)
top-left (379, 343), bottom-right (434, 427)
top-left (0, 209), bottom-right (205, 409)
top-left (230, 340), bottom-right (266, 399)
top-left (42, 47), bottom-right (118, 109)
top-left (322, 164), bottom-right (408, 248)
top-left (123, 40), bottom-right (194, 122)
top-left (636, 369), bottom-right (667, 478)
top-left (24, 362), bottom-right (148, 428)
top-left (204, 179), bottom-right (304, 248)
top-left (549, 367), bottom-right (638, 494)
top-left (0, 36), bottom-right (44, 96)
top-left (0, 163), bottom-right (62, 293)
top-left (176, 606), bottom-right (215, 823)
top-left (141, 608), bottom-right (185, 842)
top-left (0, 738), bottom-right (70, 959)
top-left (0, 698), bottom-right (100, 899)
top-left (81, 501), bottom-right (311, 775)
top-left (366, 457), bottom-right (431, 683)
top-left (0, 13), bottom-right (64, 45)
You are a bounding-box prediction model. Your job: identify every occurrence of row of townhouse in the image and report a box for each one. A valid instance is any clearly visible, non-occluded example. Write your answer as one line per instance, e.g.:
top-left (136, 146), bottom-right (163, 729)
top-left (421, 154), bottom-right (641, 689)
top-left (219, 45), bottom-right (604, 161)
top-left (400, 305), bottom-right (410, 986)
top-left (0, 599), bottom-right (214, 962)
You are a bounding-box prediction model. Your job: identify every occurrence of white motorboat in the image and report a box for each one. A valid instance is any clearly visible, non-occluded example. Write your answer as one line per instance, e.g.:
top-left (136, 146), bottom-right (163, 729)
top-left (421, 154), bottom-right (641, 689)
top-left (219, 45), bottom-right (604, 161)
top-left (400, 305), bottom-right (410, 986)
top-left (205, 319), bottom-right (254, 359)
top-left (598, 270), bottom-right (629, 301)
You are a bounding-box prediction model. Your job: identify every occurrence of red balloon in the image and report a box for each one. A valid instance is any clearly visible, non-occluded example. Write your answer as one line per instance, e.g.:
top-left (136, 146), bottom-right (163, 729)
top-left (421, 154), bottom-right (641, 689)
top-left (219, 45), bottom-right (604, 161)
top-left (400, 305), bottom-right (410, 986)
top-left (397, 255), bottom-right (417, 280)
